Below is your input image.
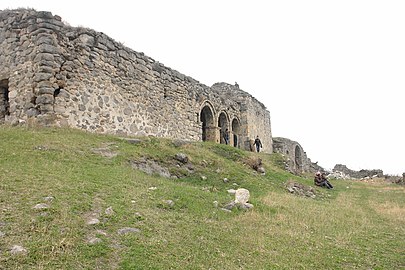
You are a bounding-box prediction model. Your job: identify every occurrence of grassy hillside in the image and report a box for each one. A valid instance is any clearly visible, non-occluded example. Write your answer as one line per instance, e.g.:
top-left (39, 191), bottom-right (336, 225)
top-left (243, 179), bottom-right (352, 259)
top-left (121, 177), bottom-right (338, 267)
top-left (0, 126), bottom-right (404, 269)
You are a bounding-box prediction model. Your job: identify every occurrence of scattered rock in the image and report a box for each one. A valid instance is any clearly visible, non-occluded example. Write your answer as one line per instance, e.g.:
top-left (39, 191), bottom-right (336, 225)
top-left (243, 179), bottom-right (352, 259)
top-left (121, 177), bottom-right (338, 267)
top-left (238, 203), bottom-right (254, 210)
top-left (224, 188), bottom-right (254, 211)
top-left (285, 180), bottom-right (316, 198)
top-left (184, 163), bottom-right (194, 172)
top-left (86, 218), bottom-right (100, 225)
top-left (134, 212), bottom-right (143, 220)
top-left (202, 186), bottom-right (217, 192)
top-left (257, 167), bottom-right (266, 174)
top-left (223, 178), bottom-right (229, 183)
top-left (104, 206), bottom-right (114, 216)
top-left (328, 171), bottom-right (351, 180)
top-left (130, 158), bottom-right (171, 178)
top-left (117, 227), bottom-right (141, 235)
top-left (87, 237), bottom-right (102, 245)
top-left (223, 201), bottom-right (236, 210)
top-left (201, 175), bottom-right (207, 180)
top-left (10, 245), bottom-right (27, 255)
top-left (0, 231), bottom-right (5, 237)
top-left (43, 196), bottom-right (54, 202)
top-left (95, 229), bottom-right (107, 236)
top-left (213, 201), bottom-right (218, 208)
top-left (174, 153), bottom-right (188, 163)
top-left (148, 186), bottom-right (157, 190)
top-left (34, 145), bottom-right (49, 151)
top-left (162, 200), bottom-right (175, 208)
top-left (33, 203), bottom-right (49, 210)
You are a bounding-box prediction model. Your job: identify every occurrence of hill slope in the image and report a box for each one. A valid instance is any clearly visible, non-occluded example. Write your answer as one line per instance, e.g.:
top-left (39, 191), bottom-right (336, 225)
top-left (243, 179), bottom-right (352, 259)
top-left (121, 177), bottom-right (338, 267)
top-left (0, 126), bottom-right (404, 269)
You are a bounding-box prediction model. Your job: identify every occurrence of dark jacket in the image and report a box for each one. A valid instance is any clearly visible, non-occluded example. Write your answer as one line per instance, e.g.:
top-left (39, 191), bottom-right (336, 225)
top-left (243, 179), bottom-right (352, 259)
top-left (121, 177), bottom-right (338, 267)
top-left (314, 175), bottom-right (323, 186)
top-left (254, 138), bottom-right (262, 147)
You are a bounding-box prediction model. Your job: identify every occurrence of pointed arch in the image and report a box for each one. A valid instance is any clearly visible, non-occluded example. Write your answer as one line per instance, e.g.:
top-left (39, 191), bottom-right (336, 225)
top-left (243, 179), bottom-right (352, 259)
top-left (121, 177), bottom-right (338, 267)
top-left (199, 101), bottom-right (216, 142)
top-left (231, 117), bottom-right (241, 147)
top-left (218, 111), bottom-right (230, 144)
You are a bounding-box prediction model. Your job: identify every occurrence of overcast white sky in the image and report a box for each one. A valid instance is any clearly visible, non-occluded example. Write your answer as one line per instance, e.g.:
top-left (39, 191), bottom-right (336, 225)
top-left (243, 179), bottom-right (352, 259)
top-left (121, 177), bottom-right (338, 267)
top-left (1, 0), bottom-right (404, 175)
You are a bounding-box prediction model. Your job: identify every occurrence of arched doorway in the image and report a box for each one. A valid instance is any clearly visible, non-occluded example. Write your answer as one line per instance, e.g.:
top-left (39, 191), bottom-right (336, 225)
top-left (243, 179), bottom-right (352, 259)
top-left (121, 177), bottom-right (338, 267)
top-left (231, 118), bottom-right (240, 147)
top-left (0, 79), bottom-right (10, 120)
top-left (218, 112), bottom-right (229, 144)
top-left (200, 105), bottom-right (214, 142)
top-left (294, 145), bottom-right (302, 172)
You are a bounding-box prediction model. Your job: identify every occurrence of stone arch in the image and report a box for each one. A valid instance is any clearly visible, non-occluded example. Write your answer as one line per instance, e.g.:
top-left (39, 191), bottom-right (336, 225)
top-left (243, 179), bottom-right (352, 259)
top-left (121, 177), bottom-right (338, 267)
top-left (231, 117), bottom-right (241, 147)
top-left (295, 145), bottom-right (302, 171)
top-left (218, 111), bottom-right (230, 144)
top-left (0, 79), bottom-right (10, 120)
top-left (199, 101), bottom-right (216, 142)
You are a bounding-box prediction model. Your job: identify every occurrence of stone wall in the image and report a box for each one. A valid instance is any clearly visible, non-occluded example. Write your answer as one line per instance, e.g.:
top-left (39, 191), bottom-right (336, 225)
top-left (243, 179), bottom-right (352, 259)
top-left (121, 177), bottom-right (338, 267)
top-left (333, 164), bottom-right (383, 179)
top-left (0, 9), bottom-right (272, 153)
top-left (272, 137), bottom-right (318, 173)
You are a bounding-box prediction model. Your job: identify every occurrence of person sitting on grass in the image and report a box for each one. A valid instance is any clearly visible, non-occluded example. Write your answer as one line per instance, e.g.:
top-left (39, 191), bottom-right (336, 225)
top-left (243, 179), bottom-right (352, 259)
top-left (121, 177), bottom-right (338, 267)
top-left (314, 171), bottom-right (333, 189)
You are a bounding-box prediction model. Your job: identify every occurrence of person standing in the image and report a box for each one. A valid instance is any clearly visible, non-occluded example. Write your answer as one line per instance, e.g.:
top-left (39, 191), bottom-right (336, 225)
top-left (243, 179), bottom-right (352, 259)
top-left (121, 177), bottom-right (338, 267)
top-left (253, 136), bottom-right (262, 152)
top-left (223, 129), bottom-right (229, 145)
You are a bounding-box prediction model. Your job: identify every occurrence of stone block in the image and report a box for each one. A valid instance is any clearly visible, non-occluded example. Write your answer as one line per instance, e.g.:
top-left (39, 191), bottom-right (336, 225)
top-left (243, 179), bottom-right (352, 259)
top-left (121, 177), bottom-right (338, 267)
top-left (8, 90), bottom-right (17, 99)
top-left (38, 44), bottom-right (60, 54)
top-left (79, 34), bottom-right (95, 46)
top-left (36, 94), bottom-right (54, 104)
top-left (39, 104), bottom-right (54, 113)
top-left (34, 53), bottom-right (54, 62)
top-left (38, 87), bottom-right (55, 95)
top-left (34, 72), bottom-right (53, 82)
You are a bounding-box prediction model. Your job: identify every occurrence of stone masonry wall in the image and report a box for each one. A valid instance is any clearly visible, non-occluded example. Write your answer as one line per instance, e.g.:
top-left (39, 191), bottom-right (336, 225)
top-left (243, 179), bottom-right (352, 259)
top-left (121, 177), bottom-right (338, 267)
top-left (273, 137), bottom-right (315, 173)
top-left (0, 9), bottom-right (272, 153)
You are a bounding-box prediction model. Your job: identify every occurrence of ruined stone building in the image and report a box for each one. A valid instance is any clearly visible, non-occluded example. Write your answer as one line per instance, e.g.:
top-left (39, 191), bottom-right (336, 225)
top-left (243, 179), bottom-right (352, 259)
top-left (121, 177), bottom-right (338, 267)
top-left (0, 9), bottom-right (273, 153)
top-left (273, 137), bottom-right (321, 174)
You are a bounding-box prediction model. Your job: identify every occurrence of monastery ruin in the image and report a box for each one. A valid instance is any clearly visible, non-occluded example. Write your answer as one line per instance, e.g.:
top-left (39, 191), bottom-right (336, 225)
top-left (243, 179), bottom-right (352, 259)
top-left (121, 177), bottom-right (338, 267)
top-left (0, 9), bottom-right (322, 174)
top-left (0, 9), bottom-right (274, 153)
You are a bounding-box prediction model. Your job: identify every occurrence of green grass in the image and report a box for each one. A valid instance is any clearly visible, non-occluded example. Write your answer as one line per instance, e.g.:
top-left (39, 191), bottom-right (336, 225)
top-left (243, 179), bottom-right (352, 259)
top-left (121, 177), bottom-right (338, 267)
top-left (0, 126), bottom-right (404, 269)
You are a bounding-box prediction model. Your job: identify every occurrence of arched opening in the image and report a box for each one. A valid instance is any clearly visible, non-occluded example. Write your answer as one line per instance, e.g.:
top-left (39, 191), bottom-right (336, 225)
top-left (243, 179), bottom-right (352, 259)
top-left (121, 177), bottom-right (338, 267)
top-left (0, 79), bottom-right (10, 120)
top-left (218, 112), bottom-right (229, 144)
top-left (231, 118), bottom-right (240, 147)
top-left (295, 145), bottom-right (302, 171)
top-left (200, 105), bottom-right (214, 142)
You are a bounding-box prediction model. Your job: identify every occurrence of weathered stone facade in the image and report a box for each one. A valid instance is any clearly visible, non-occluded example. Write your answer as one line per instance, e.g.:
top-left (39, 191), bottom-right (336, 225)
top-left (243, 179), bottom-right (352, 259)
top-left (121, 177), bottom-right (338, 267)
top-left (0, 9), bottom-right (272, 153)
top-left (273, 137), bottom-right (320, 174)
